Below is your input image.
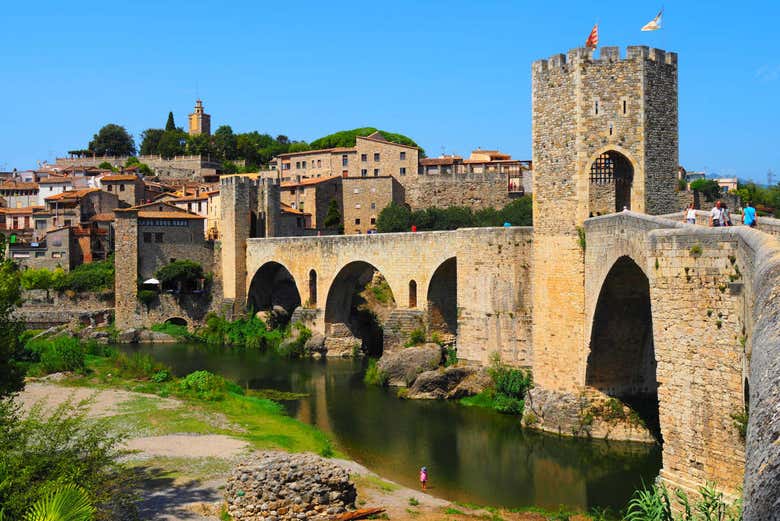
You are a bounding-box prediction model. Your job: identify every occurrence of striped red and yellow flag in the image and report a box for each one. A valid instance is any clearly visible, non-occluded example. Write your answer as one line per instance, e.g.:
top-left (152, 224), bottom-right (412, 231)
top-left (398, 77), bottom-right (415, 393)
top-left (585, 24), bottom-right (599, 49)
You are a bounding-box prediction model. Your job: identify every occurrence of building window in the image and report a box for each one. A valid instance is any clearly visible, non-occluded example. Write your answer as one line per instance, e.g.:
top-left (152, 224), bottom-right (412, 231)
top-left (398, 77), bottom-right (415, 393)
top-left (143, 232), bottom-right (152, 243)
top-left (409, 280), bottom-right (417, 308)
top-left (155, 232), bottom-right (163, 243)
top-left (370, 202), bottom-right (376, 209)
top-left (355, 204), bottom-right (361, 209)
top-left (107, 185), bottom-right (113, 191)
top-left (400, 167), bottom-right (406, 176)
top-left (400, 151), bottom-right (406, 160)
top-left (622, 99), bottom-right (627, 114)
top-left (353, 188), bottom-right (360, 194)
top-left (35, 251), bottom-right (45, 258)
top-left (355, 218), bottom-right (361, 225)
top-left (296, 161), bottom-right (301, 169)
top-left (361, 169), bottom-right (367, 177)
top-left (317, 159), bottom-right (322, 167)
top-left (594, 99), bottom-right (599, 115)
top-left (373, 153), bottom-right (380, 161)
top-left (302, 160), bottom-right (307, 169)
top-left (188, 202), bottom-right (192, 211)
top-left (361, 154), bottom-right (367, 161)
top-left (309, 270), bottom-right (317, 305)
top-left (342, 155), bottom-right (348, 167)
top-left (119, 184), bottom-right (125, 191)
top-left (64, 219), bottom-right (71, 227)
top-left (373, 169), bottom-right (379, 176)
top-left (370, 217), bottom-right (376, 225)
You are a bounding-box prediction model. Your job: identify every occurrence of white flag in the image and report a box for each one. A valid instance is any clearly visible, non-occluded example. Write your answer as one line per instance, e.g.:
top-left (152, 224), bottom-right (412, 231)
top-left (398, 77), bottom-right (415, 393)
top-left (642, 10), bottom-right (663, 31)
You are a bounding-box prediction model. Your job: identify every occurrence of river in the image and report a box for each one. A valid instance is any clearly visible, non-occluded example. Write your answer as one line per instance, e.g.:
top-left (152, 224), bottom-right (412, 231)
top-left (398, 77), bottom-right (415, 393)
top-left (122, 342), bottom-right (661, 512)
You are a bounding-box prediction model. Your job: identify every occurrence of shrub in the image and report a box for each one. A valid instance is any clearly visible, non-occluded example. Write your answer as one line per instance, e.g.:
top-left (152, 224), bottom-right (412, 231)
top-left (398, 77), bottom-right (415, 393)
top-left (151, 370), bottom-right (171, 383)
top-left (276, 322), bottom-right (312, 358)
top-left (20, 268), bottom-right (54, 291)
top-left (26, 336), bottom-right (85, 374)
top-left (178, 370), bottom-right (243, 400)
top-left (53, 258), bottom-right (114, 293)
top-left (363, 359), bottom-right (387, 386)
top-left (0, 398), bottom-right (133, 520)
top-left (151, 322), bottom-right (193, 339)
top-left (490, 363), bottom-right (533, 399)
top-left (444, 346), bottom-right (458, 367)
top-left (493, 394), bottom-right (524, 415)
top-left (625, 481), bottom-right (741, 521)
top-left (690, 244), bottom-right (703, 258)
top-left (197, 313), bottom-right (283, 350)
top-left (137, 289), bottom-right (158, 307)
top-left (405, 328), bottom-right (426, 347)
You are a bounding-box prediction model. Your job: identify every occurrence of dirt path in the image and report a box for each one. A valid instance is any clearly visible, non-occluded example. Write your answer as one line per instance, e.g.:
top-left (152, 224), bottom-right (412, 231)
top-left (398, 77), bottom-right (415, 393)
top-left (16, 381), bottom-right (564, 521)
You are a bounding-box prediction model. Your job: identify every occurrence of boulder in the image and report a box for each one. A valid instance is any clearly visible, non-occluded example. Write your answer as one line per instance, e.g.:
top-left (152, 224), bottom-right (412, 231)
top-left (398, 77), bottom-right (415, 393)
top-left (225, 451), bottom-right (357, 521)
top-left (117, 328), bottom-right (139, 344)
top-left (305, 332), bottom-right (327, 355)
top-left (324, 323), bottom-right (361, 357)
top-left (137, 330), bottom-right (178, 344)
top-left (407, 366), bottom-right (475, 399)
top-left (448, 367), bottom-right (492, 399)
top-left (376, 343), bottom-right (442, 387)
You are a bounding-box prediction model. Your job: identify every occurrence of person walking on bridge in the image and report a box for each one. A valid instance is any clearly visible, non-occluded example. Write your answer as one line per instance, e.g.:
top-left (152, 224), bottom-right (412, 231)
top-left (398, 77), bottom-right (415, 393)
top-left (743, 201), bottom-right (758, 228)
top-left (685, 203), bottom-right (696, 225)
top-left (709, 201), bottom-right (724, 227)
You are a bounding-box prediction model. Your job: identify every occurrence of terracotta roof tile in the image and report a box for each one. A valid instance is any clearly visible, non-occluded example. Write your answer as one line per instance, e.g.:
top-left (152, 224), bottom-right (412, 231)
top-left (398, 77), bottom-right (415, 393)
top-left (0, 181), bottom-right (38, 190)
top-left (89, 213), bottom-right (115, 222)
top-left (101, 174), bottom-right (139, 182)
top-left (138, 211), bottom-right (205, 220)
top-left (280, 202), bottom-right (310, 215)
top-left (45, 188), bottom-right (100, 201)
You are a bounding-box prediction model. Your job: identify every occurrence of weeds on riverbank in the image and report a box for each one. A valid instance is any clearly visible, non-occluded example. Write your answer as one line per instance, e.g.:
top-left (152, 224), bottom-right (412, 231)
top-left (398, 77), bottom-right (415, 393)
top-left (625, 481), bottom-right (742, 521)
top-left (363, 359), bottom-right (387, 386)
top-left (460, 354), bottom-right (532, 416)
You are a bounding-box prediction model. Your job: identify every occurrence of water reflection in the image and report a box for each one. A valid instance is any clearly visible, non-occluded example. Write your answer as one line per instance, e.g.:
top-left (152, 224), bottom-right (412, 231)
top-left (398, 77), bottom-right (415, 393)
top-left (122, 343), bottom-right (660, 511)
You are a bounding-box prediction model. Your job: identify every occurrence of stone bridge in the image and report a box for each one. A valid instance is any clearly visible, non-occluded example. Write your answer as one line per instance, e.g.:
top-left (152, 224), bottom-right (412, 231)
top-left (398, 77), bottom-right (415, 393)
top-left (239, 212), bottom-right (780, 518)
top-left (244, 227), bottom-right (533, 362)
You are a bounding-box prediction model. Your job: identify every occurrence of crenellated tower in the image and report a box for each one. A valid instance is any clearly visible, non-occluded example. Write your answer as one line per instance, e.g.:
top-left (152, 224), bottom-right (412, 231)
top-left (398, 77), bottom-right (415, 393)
top-left (531, 46), bottom-right (678, 391)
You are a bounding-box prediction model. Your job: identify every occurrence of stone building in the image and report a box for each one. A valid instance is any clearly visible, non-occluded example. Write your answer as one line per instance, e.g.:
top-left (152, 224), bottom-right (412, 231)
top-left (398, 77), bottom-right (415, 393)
top-left (280, 175), bottom-right (342, 230)
top-left (341, 176), bottom-right (404, 234)
top-left (0, 181), bottom-right (38, 208)
top-left (188, 99), bottom-right (211, 136)
top-left (43, 188), bottom-right (119, 231)
top-left (99, 173), bottom-right (145, 206)
top-left (37, 176), bottom-right (74, 206)
top-left (273, 132), bottom-right (419, 182)
top-left (530, 45), bottom-right (678, 394)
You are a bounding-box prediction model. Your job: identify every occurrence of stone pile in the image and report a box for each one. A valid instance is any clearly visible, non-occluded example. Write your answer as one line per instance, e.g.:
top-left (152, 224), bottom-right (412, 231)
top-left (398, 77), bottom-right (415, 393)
top-left (224, 451), bottom-right (357, 521)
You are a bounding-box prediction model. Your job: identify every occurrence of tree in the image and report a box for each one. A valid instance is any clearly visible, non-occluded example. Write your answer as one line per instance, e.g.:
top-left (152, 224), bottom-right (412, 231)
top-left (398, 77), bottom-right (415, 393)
top-left (376, 203), bottom-right (411, 233)
top-left (0, 236), bottom-right (25, 397)
top-left (156, 260), bottom-right (204, 291)
top-left (309, 127), bottom-right (423, 156)
top-left (186, 133), bottom-right (212, 157)
top-left (87, 124), bottom-right (135, 156)
top-left (157, 129), bottom-right (187, 159)
top-left (690, 179), bottom-right (722, 202)
top-left (139, 128), bottom-right (165, 156)
top-left (323, 200), bottom-right (341, 229)
top-left (500, 197), bottom-right (533, 226)
top-left (165, 111), bottom-right (176, 131)
top-left (24, 484), bottom-right (94, 521)
top-left (276, 135), bottom-right (290, 145)
top-left (213, 125), bottom-right (238, 161)
top-left (287, 141), bottom-right (311, 153)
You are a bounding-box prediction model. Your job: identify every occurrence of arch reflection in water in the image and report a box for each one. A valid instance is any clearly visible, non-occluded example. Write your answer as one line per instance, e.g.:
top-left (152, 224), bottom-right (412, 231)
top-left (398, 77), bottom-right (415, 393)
top-left (122, 343), bottom-right (661, 512)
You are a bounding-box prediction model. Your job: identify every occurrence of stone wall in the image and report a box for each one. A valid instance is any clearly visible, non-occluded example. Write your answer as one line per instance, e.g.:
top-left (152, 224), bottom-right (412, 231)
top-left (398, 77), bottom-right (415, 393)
top-left (400, 172), bottom-right (514, 211)
top-left (341, 176), bottom-right (403, 234)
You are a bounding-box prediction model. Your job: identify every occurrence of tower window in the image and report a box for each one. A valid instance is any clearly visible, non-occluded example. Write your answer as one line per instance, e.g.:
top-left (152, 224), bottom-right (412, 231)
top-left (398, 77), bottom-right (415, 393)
top-left (623, 100), bottom-right (627, 114)
top-left (609, 122), bottom-right (614, 136)
top-left (594, 100), bottom-right (599, 115)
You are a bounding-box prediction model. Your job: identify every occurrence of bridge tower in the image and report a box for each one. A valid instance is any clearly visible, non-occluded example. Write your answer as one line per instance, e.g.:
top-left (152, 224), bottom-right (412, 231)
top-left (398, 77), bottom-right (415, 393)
top-left (530, 46), bottom-right (678, 391)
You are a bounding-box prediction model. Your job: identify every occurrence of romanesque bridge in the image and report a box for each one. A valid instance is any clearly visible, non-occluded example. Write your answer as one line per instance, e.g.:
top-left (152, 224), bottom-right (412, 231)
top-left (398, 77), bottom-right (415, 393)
top-left (241, 213), bottom-right (780, 518)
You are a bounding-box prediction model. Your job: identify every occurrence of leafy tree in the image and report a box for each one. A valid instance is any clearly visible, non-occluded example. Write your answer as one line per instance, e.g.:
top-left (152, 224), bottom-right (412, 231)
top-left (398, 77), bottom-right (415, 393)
top-left (276, 135), bottom-right (290, 145)
top-left (125, 156), bottom-right (139, 166)
top-left (323, 200), bottom-right (341, 229)
top-left (213, 125), bottom-right (238, 160)
top-left (53, 257), bottom-right (114, 293)
top-left (156, 260), bottom-right (204, 291)
top-left (157, 129), bottom-right (188, 159)
top-left (287, 141), bottom-right (311, 153)
top-left (139, 128), bottom-right (165, 156)
top-left (20, 268), bottom-right (53, 291)
top-left (0, 236), bottom-right (25, 397)
top-left (690, 179), bottom-right (722, 202)
top-left (376, 202), bottom-right (412, 232)
top-left (500, 197), bottom-right (533, 226)
top-left (97, 161), bottom-right (116, 172)
top-left (309, 127), bottom-right (423, 156)
top-left (186, 133), bottom-right (213, 157)
top-left (165, 111), bottom-right (176, 131)
top-left (87, 124), bottom-right (135, 156)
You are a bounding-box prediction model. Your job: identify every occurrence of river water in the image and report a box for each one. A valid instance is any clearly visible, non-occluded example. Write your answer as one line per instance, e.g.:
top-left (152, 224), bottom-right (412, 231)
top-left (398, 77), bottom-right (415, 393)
top-left (123, 343), bottom-right (661, 512)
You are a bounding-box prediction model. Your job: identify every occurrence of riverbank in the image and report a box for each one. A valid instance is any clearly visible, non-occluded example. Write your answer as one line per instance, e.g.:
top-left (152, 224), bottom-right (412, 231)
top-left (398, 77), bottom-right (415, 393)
top-left (17, 364), bottom-right (598, 520)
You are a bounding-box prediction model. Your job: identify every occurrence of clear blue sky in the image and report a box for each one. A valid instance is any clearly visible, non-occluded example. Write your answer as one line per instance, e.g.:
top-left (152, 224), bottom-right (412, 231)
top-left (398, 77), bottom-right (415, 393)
top-left (1, 0), bottom-right (778, 182)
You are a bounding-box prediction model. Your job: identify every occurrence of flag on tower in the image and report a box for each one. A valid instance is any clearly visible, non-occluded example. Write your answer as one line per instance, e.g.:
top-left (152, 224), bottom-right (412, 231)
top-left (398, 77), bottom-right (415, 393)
top-left (585, 24), bottom-right (599, 49)
top-left (642, 10), bottom-right (663, 31)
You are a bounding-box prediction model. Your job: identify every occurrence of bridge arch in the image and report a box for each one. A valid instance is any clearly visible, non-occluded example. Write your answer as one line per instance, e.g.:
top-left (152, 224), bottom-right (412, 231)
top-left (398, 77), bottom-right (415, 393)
top-left (247, 261), bottom-right (302, 317)
top-left (325, 260), bottom-right (397, 356)
top-left (586, 255), bottom-right (661, 441)
top-left (427, 257), bottom-right (457, 335)
top-left (164, 317), bottom-right (188, 327)
top-left (586, 147), bottom-right (637, 215)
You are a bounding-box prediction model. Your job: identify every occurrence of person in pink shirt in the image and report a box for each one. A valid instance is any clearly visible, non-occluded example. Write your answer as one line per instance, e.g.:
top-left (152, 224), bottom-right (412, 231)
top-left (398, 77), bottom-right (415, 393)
top-left (419, 466), bottom-right (428, 490)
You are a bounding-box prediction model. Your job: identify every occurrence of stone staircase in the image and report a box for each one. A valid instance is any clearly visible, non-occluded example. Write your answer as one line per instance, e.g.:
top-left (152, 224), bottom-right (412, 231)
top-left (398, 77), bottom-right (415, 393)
top-left (383, 309), bottom-right (425, 352)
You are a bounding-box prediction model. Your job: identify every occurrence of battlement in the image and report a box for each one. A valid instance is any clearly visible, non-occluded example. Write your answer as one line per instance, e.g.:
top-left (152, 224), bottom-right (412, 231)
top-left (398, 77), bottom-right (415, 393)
top-left (533, 46), bottom-right (677, 74)
top-left (220, 176), bottom-right (279, 188)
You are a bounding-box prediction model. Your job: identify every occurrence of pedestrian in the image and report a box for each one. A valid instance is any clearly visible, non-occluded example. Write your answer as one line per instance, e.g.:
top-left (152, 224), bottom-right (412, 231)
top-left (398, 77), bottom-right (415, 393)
top-left (411, 224), bottom-right (417, 232)
top-left (709, 201), bottom-right (723, 227)
top-left (685, 203), bottom-right (697, 225)
top-left (722, 203), bottom-right (732, 226)
top-left (743, 201), bottom-right (758, 228)
top-left (503, 221), bottom-right (511, 227)
top-left (419, 466), bottom-right (428, 491)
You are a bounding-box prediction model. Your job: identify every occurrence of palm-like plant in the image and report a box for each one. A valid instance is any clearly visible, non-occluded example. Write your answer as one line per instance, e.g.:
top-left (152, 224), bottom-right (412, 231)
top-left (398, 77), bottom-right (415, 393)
top-left (24, 485), bottom-right (94, 521)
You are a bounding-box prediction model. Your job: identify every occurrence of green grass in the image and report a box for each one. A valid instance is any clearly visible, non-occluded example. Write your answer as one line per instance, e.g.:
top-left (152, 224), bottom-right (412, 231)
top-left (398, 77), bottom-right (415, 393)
top-left (126, 456), bottom-right (236, 483)
top-left (352, 474), bottom-right (401, 493)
